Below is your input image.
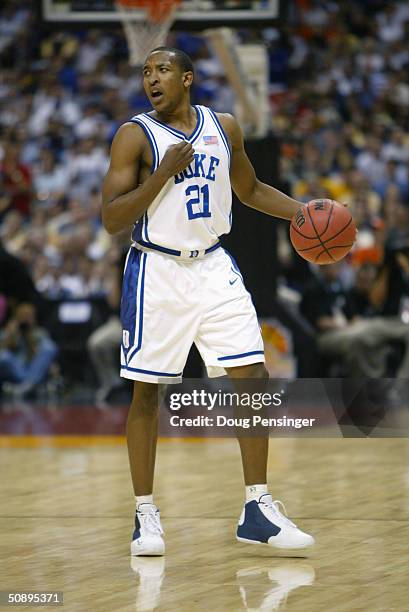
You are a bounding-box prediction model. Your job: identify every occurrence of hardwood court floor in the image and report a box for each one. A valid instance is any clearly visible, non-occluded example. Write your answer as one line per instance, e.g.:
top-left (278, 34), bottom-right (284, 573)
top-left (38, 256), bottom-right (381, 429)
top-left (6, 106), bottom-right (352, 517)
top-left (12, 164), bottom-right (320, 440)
top-left (1, 437), bottom-right (409, 612)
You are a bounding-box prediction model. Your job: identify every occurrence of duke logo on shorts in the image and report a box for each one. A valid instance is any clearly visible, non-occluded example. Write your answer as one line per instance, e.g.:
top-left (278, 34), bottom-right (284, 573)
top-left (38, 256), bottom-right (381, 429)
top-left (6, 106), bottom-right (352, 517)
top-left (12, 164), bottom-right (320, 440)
top-left (120, 105), bottom-right (265, 384)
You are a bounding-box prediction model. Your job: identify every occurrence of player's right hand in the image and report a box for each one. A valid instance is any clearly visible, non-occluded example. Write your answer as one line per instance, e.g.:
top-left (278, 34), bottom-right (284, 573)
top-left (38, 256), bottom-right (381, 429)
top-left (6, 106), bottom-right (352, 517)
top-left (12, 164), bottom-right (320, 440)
top-left (159, 141), bottom-right (195, 178)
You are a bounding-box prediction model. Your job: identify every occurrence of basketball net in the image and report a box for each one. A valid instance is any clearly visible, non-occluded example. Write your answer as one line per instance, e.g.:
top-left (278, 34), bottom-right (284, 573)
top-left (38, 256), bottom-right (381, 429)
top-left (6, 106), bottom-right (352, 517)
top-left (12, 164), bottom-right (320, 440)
top-left (116, 0), bottom-right (181, 67)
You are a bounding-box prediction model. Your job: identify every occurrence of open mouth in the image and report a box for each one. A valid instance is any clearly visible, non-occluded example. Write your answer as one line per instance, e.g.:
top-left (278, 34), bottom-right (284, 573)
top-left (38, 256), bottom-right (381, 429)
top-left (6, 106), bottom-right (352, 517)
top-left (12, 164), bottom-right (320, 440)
top-left (151, 91), bottom-right (163, 100)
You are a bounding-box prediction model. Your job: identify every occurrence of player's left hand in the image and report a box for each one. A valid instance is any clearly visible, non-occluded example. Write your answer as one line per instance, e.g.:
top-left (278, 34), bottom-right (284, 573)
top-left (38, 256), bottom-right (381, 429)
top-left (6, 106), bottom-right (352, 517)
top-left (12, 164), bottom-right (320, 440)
top-left (159, 141), bottom-right (195, 179)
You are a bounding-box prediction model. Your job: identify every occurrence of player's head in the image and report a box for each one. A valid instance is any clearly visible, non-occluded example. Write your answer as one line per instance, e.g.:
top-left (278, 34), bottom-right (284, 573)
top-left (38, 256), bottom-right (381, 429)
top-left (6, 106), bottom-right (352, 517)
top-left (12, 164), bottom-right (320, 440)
top-left (142, 47), bottom-right (194, 112)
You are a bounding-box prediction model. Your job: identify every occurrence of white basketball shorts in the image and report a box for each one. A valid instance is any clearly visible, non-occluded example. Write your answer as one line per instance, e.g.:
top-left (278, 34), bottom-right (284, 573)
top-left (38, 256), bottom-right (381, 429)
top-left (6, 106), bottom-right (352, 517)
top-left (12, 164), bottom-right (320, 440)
top-left (120, 245), bottom-right (265, 384)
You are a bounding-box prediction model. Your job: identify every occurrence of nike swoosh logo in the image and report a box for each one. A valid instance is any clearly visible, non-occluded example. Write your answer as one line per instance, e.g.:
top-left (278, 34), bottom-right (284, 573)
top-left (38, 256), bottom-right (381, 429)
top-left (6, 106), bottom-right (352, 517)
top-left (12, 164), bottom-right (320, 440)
top-left (229, 278), bottom-right (238, 286)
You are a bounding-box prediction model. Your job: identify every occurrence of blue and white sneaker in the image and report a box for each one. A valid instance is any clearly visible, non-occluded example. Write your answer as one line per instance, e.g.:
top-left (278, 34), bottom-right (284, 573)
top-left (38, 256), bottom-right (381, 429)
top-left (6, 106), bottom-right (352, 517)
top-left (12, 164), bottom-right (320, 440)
top-left (237, 494), bottom-right (315, 550)
top-left (131, 503), bottom-right (165, 556)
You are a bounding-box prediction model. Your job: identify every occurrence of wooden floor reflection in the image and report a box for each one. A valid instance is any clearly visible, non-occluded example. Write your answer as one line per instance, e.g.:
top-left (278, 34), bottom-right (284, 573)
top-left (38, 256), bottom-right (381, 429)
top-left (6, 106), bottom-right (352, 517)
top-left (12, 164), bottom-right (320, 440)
top-left (1, 437), bottom-right (409, 611)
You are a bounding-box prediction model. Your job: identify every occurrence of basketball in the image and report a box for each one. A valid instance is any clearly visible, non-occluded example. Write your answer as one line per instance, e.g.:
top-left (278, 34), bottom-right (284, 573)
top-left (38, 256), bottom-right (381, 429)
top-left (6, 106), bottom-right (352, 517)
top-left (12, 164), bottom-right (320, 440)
top-left (290, 199), bottom-right (356, 264)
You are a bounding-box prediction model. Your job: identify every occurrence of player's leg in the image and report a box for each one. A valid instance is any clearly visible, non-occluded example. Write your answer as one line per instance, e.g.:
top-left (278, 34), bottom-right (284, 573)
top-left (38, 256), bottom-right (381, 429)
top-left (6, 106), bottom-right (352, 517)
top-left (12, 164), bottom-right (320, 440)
top-left (127, 380), bottom-right (166, 556)
top-left (195, 249), bottom-right (314, 550)
top-left (120, 251), bottom-right (200, 556)
top-left (226, 362), bottom-right (269, 485)
top-left (226, 361), bottom-right (314, 550)
top-left (127, 381), bottom-right (164, 495)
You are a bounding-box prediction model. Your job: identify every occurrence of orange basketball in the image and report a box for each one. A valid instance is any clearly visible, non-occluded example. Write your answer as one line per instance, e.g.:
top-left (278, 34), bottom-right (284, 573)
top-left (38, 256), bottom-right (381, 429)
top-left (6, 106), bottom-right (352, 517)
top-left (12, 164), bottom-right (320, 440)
top-left (290, 199), bottom-right (356, 264)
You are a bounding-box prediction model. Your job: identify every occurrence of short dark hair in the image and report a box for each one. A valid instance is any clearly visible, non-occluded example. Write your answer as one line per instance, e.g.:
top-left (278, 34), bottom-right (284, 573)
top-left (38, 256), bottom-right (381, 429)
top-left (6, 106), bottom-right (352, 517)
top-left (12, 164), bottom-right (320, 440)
top-left (147, 47), bottom-right (194, 74)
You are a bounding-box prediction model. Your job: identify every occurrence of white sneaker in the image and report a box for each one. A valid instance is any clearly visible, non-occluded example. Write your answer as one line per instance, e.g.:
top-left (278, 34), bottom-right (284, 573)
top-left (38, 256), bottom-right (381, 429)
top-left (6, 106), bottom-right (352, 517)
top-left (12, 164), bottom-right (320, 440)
top-left (237, 494), bottom-right (315, 550)
top-left (131, 503), bottom-right (165, 556)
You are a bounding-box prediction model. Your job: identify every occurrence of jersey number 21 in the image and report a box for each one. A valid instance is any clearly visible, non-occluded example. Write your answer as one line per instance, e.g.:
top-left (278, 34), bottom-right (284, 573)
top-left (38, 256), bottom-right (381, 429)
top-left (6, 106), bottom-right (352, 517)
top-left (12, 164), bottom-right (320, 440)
top-left (185, 184), bottom-right (211, 220)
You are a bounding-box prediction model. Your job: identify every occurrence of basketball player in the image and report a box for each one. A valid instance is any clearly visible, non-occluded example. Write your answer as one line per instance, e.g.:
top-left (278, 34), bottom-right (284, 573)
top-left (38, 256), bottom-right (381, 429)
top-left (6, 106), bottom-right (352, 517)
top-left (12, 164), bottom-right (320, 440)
top-left (102, 47), bottom-right (314, 556)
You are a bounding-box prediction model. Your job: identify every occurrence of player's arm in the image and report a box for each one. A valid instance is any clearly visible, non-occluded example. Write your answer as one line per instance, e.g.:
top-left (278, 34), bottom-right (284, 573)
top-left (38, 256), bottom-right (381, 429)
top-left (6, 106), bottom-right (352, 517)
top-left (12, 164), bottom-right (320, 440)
top-left (102, 123), bottom-right (194, 235)
top-left (219, 114), bottom-right (301, 220)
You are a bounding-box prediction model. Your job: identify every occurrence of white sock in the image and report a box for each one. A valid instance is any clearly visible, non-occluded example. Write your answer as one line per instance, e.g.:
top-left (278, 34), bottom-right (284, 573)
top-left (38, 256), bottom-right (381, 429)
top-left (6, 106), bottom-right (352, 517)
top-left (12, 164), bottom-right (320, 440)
top-left (245, 484), bottom-right (268, 502)
top-left (135, 494), bottom-right (153, 509)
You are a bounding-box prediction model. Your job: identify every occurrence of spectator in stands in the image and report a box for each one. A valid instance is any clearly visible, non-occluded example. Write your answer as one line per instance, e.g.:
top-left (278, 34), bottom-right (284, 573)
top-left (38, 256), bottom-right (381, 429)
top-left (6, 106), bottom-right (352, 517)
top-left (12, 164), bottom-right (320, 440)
top-left (67, 137), bottom-right (109, 201)
top-left (87, 248), bottom-right (125, 405)
top-left (0, 237), bottom-right (39, 308)
top-left (356, 136), bottom-right (386, 186)
top-left (0, 0), bottom-right (408, 390)
top-left (0, 210), bottom-right (26, 255)
top-left (0, 141), bottom-right (32, 218)
top-left (0, 302), bottom-right (57, 397)
top-left (336, 203), bottom-right (409, 385)
top-left (300, 264), bottom-right (351, 374)
top-left (32, 150), bottom-right (68, 203)
top-left (344, 263), bottom-right (378, 321)
top-left (300, 263), bottom-right (385, 377)
top-left (301, 243), bottom-right (409, 380)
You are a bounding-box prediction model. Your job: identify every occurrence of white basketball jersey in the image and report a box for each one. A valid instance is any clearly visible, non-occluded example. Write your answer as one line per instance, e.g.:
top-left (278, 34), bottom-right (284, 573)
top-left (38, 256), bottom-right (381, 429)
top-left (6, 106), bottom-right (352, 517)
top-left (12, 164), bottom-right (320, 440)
top-left (130, 105), bottom-right (232, 252)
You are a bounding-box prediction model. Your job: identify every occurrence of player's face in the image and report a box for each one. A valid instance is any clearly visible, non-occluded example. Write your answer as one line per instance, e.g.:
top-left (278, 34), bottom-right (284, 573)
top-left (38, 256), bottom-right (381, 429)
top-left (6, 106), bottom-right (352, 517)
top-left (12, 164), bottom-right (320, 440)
top-left (142, 52), bottom-right (192, 112)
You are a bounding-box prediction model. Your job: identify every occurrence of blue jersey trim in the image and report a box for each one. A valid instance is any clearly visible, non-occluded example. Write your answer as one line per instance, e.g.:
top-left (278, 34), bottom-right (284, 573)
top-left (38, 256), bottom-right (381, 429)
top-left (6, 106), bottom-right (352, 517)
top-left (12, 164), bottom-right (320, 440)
top-left (130, 118), bottom-right (159, 172)
top-left (207, 109), bottom-right (231, 165)
top-left (132, 219), bottom-right (143, 243)
top-left (142, 212), bottom-right (149, 241)
top-left (218, 350), bottom-right (264, 362)
top-left (230, 267), bottom-right (242, 280)
top-left (189, 106), bottom-right (205, 145)
top-left (130, 118), bottom-right (157, 243)
top-left (224, 249), bottom-right (243, 280)
top-left (120, 248), bottom-right (142, 360)
top-left (143, 114), bottom-right (184, 140)
top-left (122, 365), bottom-right (183, 378)
top-left (133, 214), bottom-right (150, 243)
top-left (205, 242), bottom-right (221, 254)
top-left (126, 252), bottom-right (147, 363)
top-left (142, 106), bottom-right (204, 143)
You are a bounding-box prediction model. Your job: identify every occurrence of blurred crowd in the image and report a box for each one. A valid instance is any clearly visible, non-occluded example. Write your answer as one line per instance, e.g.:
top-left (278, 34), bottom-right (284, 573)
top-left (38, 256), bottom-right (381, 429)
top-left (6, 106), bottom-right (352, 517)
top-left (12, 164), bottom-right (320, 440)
top-left (271, 0), bottom-right (408, 283)
top-left (0, 0), bottom-right (408, 397)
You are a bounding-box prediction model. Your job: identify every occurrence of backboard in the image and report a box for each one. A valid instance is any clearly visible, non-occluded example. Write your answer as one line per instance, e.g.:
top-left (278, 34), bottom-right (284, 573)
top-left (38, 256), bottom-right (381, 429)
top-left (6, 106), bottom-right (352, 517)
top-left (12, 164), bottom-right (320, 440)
top-left (41, 0), bottom-right (281, 28)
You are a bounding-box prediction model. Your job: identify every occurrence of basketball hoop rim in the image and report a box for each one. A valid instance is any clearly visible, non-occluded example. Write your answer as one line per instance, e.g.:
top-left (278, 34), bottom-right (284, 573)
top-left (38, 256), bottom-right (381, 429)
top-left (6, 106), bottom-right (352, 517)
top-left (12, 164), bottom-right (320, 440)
top-left (115, 0), bottom-right (181, 24)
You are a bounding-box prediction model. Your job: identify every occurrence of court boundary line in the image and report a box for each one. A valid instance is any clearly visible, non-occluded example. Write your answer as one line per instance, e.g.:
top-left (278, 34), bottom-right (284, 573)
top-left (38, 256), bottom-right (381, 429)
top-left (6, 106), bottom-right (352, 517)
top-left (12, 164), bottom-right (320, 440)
top-left (0, 435), bottom-right (233, 447)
